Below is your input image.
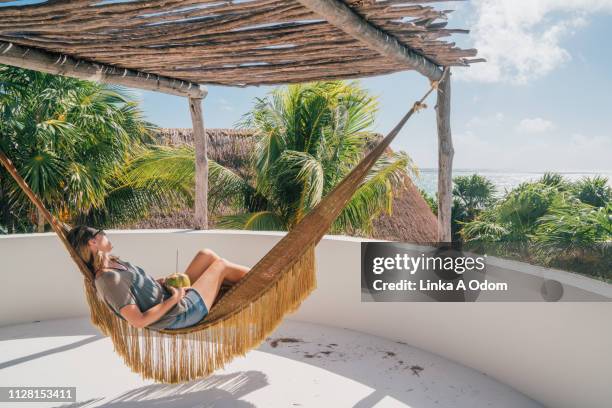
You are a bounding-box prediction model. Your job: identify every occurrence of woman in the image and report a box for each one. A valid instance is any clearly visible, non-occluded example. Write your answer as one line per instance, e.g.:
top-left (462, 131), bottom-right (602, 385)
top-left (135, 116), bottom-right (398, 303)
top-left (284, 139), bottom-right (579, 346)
top-left (66, 225), bottom-right (250, 330)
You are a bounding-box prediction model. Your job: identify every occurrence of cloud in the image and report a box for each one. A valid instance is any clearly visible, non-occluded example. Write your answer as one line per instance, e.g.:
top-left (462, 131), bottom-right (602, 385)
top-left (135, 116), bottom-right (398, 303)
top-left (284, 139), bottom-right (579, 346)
top-left (457, 0), bottom-right (612, 84)
top-left (563, 133), bottom-right (612, 170)
top-left (452, 129), bottom-right (611, 171)
top-left (466, 112), bottom-right (505, 128)
top-left (570, 133), bottom-right (611, 149)
top-left (516, 117), bottom-right (555, 133)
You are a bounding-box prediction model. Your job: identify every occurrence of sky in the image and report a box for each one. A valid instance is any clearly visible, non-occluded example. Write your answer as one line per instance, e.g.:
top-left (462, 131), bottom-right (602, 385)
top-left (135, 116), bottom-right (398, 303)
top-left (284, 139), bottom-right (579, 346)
top-left (8, 0), bottom-right (610, 172)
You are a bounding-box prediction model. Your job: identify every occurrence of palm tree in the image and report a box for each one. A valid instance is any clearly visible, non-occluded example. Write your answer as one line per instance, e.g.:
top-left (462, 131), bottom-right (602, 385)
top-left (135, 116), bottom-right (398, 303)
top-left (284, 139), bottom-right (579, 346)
top-left (460, 181), bottom-right (560, 243)
top-left (124, 81), bottom-right (416, 235)
top-left (533, 199), bottom-right (611, 254)
top-left (0, 65), bottom-right (179, 233)
top-left (451, 174), bottom-right (497, 240)
top-left (459, 175), bottom-right (611, 279)
top-left (416, 174), bottom-right (498, 241)
top-left (571, 176), bottom-right (611, 208)
top-left (538, 172), bottom-right (572, 191)
top-left (453, 174), bottom-right (497, 216)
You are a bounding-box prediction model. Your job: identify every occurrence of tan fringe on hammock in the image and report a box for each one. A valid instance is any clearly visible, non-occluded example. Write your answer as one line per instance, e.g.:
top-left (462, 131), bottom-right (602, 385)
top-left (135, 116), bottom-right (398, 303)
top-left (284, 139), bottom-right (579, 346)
top-left (0, 72), bottom-right (445, 384)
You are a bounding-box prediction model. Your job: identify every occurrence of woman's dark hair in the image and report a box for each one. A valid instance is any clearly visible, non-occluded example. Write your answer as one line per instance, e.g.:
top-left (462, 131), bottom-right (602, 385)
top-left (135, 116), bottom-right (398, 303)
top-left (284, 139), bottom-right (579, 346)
top-left (66, 225), bottom-right (105, 277)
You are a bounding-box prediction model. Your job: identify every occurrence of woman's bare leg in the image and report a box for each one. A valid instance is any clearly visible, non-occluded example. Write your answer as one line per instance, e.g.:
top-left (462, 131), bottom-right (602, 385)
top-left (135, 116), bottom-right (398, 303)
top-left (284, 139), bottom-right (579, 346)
top-left (191, 258), bottom-right (251, 311)
top-left (222, 259), bottom-right (250, 283)
top-left (183, 249), bottom-right (220, 283)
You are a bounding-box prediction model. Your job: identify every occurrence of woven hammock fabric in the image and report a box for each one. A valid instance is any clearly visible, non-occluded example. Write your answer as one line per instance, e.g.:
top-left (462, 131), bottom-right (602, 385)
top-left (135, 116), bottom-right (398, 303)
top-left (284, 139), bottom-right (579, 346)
top-left (0, 75), bottom-right (443, 383)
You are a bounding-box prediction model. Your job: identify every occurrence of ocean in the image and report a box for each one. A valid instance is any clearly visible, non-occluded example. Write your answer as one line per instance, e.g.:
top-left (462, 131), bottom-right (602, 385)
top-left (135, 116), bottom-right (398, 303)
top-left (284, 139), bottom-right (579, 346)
top-left (414, 169), bottom-right (612, 198)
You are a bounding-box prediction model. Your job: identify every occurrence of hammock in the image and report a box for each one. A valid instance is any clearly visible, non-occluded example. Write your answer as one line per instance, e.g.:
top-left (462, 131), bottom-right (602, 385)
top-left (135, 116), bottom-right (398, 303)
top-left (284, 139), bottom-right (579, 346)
top-left (0, 74), bottom-right (444, 383)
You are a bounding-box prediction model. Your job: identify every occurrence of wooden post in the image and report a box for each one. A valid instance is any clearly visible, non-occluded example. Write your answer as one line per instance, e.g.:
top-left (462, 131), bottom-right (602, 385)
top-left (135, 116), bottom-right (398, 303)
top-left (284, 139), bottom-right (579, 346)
top-left (436, 68), bottom-right (453, 242)
top-left (189, 95), bottom-right (208, 230)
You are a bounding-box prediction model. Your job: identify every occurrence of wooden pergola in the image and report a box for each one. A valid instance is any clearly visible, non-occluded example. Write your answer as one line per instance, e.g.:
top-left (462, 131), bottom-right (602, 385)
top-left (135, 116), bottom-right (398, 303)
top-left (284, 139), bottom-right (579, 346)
top-left (0, 0), bottom-right (480, 241)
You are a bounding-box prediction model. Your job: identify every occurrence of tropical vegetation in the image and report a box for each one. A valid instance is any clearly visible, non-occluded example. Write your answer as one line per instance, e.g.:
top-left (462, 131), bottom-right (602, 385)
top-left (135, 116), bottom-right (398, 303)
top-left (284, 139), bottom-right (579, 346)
top-left (0, 66), bottom-right (184, 233)
top-left (422, 172), bottom-right (611, 280)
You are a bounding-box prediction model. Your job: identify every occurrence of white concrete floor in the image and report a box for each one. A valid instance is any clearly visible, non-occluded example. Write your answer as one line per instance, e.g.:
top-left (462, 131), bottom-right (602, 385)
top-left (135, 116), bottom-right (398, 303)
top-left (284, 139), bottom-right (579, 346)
top-left (0, 317), bottom-right (541, 408)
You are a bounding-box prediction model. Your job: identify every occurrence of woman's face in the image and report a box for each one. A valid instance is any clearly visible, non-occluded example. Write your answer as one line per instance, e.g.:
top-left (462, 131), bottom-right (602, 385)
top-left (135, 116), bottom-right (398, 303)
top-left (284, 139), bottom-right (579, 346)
top-left (88, 230), bottom-right (113, 253)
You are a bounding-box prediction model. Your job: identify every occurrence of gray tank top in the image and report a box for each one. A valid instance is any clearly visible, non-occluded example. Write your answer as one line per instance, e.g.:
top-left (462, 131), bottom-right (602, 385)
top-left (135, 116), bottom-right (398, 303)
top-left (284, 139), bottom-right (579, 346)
top-left (94, 259), bottom-right (188, 330)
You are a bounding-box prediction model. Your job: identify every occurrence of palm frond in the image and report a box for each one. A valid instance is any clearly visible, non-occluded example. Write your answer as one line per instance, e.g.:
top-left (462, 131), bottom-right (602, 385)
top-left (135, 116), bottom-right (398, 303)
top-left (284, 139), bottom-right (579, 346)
top-left (216, 211), bottom-right (287, 231)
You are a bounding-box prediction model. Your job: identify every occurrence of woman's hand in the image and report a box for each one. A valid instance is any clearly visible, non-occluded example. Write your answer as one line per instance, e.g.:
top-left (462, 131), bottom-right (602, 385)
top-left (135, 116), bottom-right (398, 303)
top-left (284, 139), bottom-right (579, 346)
top-left (155, 277), bottom-right (166, 286)
top-left (168, 286), bottom-right (187, 305)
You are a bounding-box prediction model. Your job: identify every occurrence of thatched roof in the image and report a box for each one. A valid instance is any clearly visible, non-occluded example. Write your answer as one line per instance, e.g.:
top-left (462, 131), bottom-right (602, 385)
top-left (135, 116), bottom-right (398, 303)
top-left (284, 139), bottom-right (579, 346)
top-left (369, 173), bottom-right (437, 242)
top-left (0, 0), bottom-right (478, 87)
top-left (157, 128), bottom-right (256, 145)
top-left (125, 127), bottom-right (438, 242)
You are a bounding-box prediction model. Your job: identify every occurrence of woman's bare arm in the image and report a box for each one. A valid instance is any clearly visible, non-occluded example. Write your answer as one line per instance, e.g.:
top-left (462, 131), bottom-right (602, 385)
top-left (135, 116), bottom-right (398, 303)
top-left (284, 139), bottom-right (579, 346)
top-left (120, 287), bottom-right (185, 328)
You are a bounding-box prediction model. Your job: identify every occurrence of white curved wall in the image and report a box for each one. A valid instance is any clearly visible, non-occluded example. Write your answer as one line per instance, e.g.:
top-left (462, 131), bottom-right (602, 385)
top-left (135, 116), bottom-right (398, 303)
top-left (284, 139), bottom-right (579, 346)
top-left (1, 230), bottom-right (611, 408)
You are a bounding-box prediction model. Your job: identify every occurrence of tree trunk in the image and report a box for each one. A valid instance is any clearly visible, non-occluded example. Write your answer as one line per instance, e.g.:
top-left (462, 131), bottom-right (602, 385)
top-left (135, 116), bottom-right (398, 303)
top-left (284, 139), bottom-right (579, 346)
top-left (189, 96), bottom-right (208, 230)
top-left (436, 69), bottom-right (454, 242)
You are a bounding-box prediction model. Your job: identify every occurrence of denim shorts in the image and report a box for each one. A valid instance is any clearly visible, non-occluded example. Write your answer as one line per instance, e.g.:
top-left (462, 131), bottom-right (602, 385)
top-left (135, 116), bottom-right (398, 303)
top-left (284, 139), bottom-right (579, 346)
top-left (165, 288), bottom-right (209, 330)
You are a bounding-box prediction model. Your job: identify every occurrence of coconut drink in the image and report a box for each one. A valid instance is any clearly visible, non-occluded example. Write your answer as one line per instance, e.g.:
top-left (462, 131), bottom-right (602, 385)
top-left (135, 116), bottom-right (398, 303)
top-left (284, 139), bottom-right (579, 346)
top-left (164, 249), bottom-right (191, 288)
top-left (164, 272), bottom-right (191, 288)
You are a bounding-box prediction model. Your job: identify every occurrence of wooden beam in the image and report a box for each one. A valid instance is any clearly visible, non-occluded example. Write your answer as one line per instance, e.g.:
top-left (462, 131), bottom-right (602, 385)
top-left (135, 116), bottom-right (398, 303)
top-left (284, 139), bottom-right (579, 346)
top-left (435, 68), bottom-right (453, 242)
top-left (189, 96), bottom-right (208, 230)
top-left (295, 0), bottom-right (443, 80)
top-left (0, 41), bottom-right (206, 98)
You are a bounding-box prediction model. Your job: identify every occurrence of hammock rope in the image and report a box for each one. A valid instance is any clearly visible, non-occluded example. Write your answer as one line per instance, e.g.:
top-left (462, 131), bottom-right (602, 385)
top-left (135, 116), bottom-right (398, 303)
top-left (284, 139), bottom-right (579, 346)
top-left (0, 70), bottom-right (446, 383)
